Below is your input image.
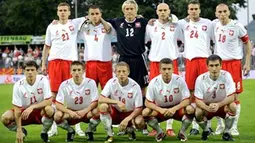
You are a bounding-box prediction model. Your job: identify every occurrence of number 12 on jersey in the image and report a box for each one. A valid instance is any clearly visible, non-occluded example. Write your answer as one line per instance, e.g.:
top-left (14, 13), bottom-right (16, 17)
top-left (126, 28), bottom-right (134, 37)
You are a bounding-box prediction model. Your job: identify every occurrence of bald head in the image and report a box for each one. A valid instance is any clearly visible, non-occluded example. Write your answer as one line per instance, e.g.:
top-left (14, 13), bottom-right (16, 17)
top-left (157, 3), bottom-right (170, 22)
top-left (215, 3), bottom-right (230, 24)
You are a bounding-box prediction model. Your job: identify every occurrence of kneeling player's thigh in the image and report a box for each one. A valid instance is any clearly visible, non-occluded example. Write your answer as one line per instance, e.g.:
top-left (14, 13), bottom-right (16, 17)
top-left (22, 109), bottom-right (42, 125)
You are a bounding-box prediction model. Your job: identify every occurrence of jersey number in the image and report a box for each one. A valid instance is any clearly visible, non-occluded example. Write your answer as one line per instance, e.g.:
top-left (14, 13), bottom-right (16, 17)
top-left (74, 96), bottom-right (83, 104)
top-left (164, 95), bottom-right (173, 102)
top-left (30, 96), bottom-right (37, 104)
top-left (218, 34), bottom-right (226, 43)
top-left (190, 30), bottom-right (198, 39)
top-left (94, 34), bottom-right (98, 41)
top-left (162, 32), bottom-right (165, 40)
top-left (212, 90), bottom-right (216, 99)
top-left (126, 28), bottom-right (134, 37)
top-left (118, 97), bottom-right (126, 104)
top-left (62, 33), bottom-right (70, 41)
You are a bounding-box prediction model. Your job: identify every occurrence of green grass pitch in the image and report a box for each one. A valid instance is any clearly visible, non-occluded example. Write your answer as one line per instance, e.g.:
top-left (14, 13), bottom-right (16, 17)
top-left (0, 79), bottom-right (254, 143)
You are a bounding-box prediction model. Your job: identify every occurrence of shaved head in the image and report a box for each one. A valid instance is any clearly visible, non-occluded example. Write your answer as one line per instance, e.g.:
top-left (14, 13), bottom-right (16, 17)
top-left (216, 3), bottom-right (229, 11)
top-left (157, 3), bottom-right (170, 22)
top-left (157, 3), bottom-right (170, 10)
top-left (215, 3), bottom-right (230, 25)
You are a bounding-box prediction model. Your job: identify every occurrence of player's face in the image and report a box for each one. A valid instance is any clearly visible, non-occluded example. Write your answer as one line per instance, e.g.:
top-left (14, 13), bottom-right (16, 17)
top-left (57, 6), bottom-right (70, 21)
top-left (24, 66), bottom-right (37, 81)
top-left (71, 65), bottom-right (84, 81)
top-left (188, 4), bottom-right (201, 20)
top-left (115, 66), bottom-right (130, 84)
top-left (157, 4), bottom-right (170, 21)
top-left (123, 4), bottom-right (137, 21)
top-left (160, 63), bottom-right (173, 82)
top-left (216, 5), bottom-right (230, 23)
top-left (207, 60), bottom-right (222, 80)
top-left (88, 8), bottom-right (102, 24)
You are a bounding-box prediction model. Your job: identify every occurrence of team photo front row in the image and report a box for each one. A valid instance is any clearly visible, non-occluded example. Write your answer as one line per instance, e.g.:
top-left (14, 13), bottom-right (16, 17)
top-left (1, 55), bottom-right (237, 143)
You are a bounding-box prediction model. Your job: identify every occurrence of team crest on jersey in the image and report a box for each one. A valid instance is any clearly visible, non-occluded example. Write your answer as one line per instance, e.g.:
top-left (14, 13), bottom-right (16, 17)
top-left (69, 25), bottom-right (74, 31)
top-left (220, 84), bottom-right (225, 89)
top-left (102, 28), bottom-right (106, 33)
top-left (202, 25), bottom-right (207, 31)
top-left (170, 25), bottom-right (175, 31)
top-left (127, 92), bottom-right (133, 98)
top-left (37, 88), bottom-right (43, 95)
top-left (229, 30), bottom-right (234, 36)
top-left (135, 22), bottom-right (141, 28)
top-left (174, 88), bottom-right (179, 93)
top-left (85, 89), bottom-right (90, 95)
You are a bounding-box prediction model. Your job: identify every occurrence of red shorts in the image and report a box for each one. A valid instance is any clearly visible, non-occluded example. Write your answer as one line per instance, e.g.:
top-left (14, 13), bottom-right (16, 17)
top-left (12, 109), bottom-right (42, 126)
top-left (110, 106), bottom-right (132, 126)
top-left (222, 60), bottom-right (243, 93)
top-left (185, 58), bottom-right (207, 90)
top-left (48, 60), bottom-right (72, 93)
top-left (67, 113), bottom-right (89, 125)
top-left (206, 106), bottom-right (227, 120)
top-left (149, 60), bottom-right (178, 81)
top-left (85, 61), bottom-right (112, 89)
top-left (155, 107), bottom-right (185, 122)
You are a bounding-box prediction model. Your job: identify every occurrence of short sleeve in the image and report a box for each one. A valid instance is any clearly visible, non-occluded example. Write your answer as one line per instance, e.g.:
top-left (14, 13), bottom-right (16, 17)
top-left (225, 72), bottom-right (236, 96)
top-left (45, 25), bottom-right (52, 46)
top-left (194, 77), bottom-right (204, 100)
top-left (179, 77), bottom-right (190, 100)
top-left (12, 83), bottom-right (22, 107)
top-left (146, 82), bottom-right (155, 102)
top-left (56, 82), bottom-right (66, 104)
top-left (89, 80), bottom-right (99, 102)
top-left (42, 77), bottom-right (52, 100)
top-left (101, 79), bottom-right (112, 98)
top-left (134, 85), bottom-right (143, 108)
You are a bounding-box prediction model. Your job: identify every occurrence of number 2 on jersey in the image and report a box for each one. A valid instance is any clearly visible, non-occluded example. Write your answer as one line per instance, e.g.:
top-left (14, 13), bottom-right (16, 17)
top-left (162, 32), bottom-right (165, 40)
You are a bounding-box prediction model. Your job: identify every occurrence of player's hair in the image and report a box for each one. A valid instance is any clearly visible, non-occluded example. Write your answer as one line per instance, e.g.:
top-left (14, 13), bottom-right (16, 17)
top-left (115, 61), bottom-right (130, 71)
top-left (160, 58), bottom-right (173, 66)
top-left (58, 2), bottom-right (71, 11)
top-left (206, 54), bottom-right (222, 65)
top-left (187, 0), bottom-right (200, 8)
top-left (122, 0), bottom-right (138, 12)
top-left (23, 61), bottom-right (39, 70)
top-left (71, 61), bottom-right (84, 68)
top-left (88, 5), bottom-right (101, 11)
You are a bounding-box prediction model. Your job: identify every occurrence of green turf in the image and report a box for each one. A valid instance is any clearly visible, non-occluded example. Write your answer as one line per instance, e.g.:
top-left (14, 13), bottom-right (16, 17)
top-left (0, 80), bottom-right (255, 143)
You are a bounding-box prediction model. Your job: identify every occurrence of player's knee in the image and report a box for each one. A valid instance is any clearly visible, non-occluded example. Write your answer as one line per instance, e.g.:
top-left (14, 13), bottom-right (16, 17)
top-left (99, 103), bottom-right (109, 113)
top-left (134, 116), bottom-right (145, 129)
top-left (142, 108), bottom-right (152, 117)
top-left (186, 105), bottom-right (195, 115)
top-left (44, 106), bottom-right (54, 117)
top-left (54, 111), bottom-right (63, 122)
top-left (195, 108), bottom-right (203, 121)
top-left (91, 108), bottom-right (99, 116)
top-left (1, 110), bottom-right (13, 125)
top-left (228, 102), bottom-right (237, 115)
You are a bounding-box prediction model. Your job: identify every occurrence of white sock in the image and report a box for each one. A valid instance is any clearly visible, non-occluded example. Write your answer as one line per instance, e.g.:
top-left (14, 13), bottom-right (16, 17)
top-left (49, 121), bottom-right (57, 131)
top-left (166, 119), bottom-right (173, 130)
top-left (216, 116), bottom-right (224, 127)
top-left (232, 104), bottom-right (241, 129)
top-left (57, 120), bottom-right (74, 132)
top-left (207, 120), bottom-right (211, 128)
top-left (41, 116), bottom-right (53, 133)
top-left (100, 113), bottom-right (113, 136)
top-left (192, 119), bottom-right (199, 130)
top-left (86, 118), bottom-right (100, 132)
top-left (75, 123), bottom-right (82, 131)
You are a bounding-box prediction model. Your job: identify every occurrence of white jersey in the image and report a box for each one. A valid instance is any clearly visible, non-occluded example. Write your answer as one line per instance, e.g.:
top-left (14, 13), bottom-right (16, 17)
top-left (214, 20), bottom-right (248, 60)
top-left (194, 70), bottom-right (235, 104)
top-left (101, 77), bottom-right (143, 112)
top-left (82, 23), bottom-right (115, 61)
top-left (56, 78), bottom-right (98, 111)
top-left (146, 74), bottom-right (190, 107)
top-left (12, 75), bottom-right (52, 109)
top-left (45, 17), bottom-right (85, 61)
top-left (146, 20), bottom-right (182, 61)
top-left (178, 18), bottom-right (213, 60)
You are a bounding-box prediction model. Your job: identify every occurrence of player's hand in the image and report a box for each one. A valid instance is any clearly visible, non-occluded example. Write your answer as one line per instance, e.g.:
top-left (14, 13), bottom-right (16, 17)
top-left (209, 103), bottom-right (219, 112)
top-left (243, 64), bottom-right (250, 76)
top-left (68, 111), bottom-right (81, 119)
top-left (148, 18), bottom-right (156, 26)
top-left (76, 109), bottom-right (88, 118)
top-left (117, 101), bottom-right (126, 112)
top-left (16, 129), bottom-right (24, 143)
top-left (52, 19), bottom-right (58, 25)
top-left (165, 108), bottom-right (176, 117)
top-left (41, 64), bottom-right (47, 76)
top-left (21, 107), bottom-right (33, 120)
top-left (159, 108), bottom-right (168, 116)
top-left (119, 118), bottom-right (130, 132)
